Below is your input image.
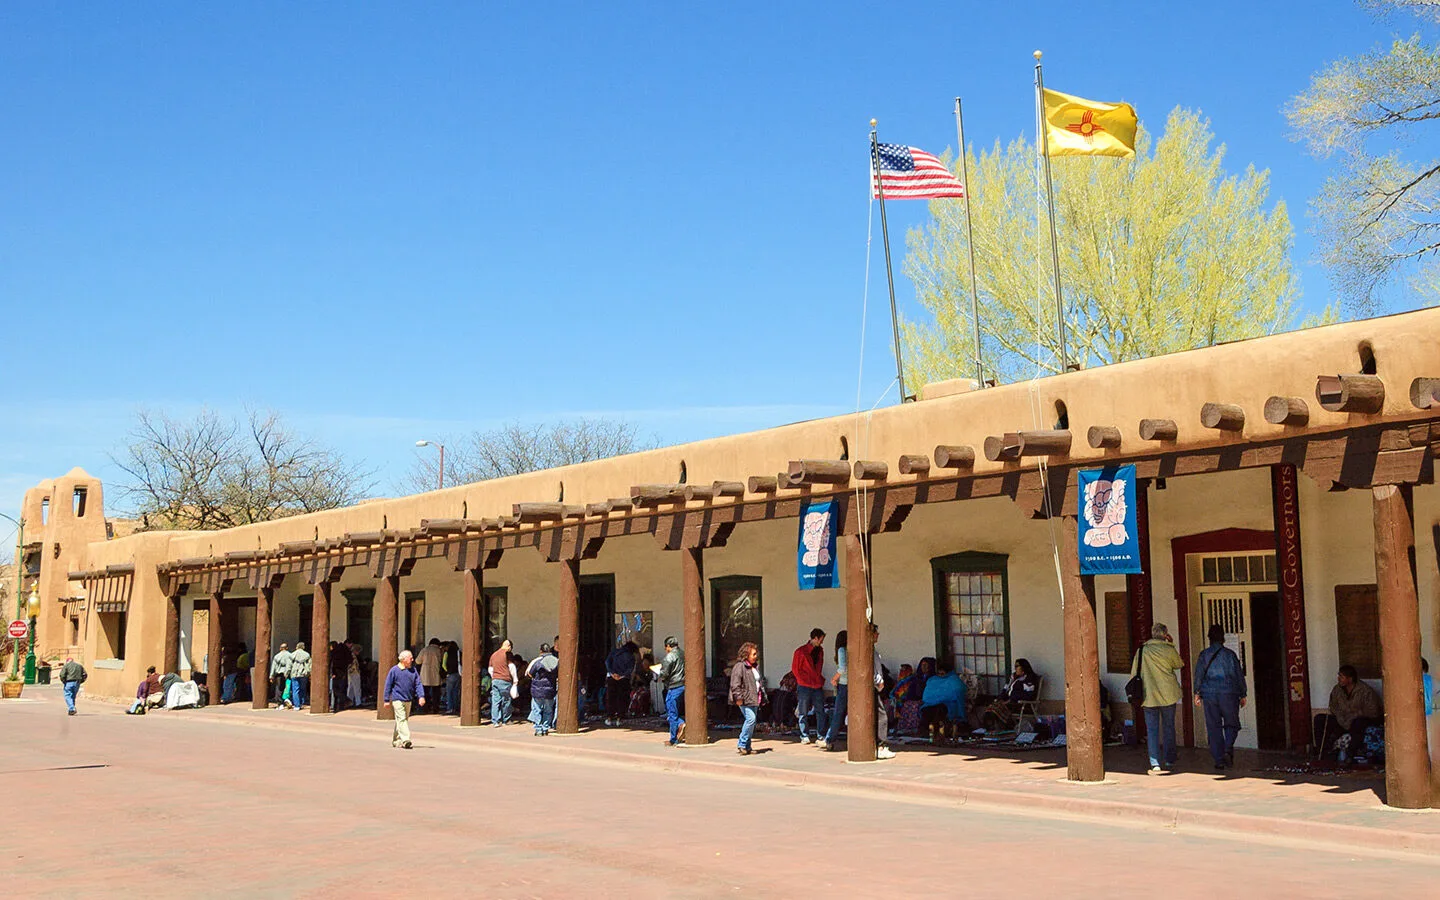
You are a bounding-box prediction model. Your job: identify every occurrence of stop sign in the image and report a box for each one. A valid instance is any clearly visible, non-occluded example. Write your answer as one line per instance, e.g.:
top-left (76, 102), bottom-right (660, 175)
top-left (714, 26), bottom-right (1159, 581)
top-left (7, 620), bottom-right (27, 640)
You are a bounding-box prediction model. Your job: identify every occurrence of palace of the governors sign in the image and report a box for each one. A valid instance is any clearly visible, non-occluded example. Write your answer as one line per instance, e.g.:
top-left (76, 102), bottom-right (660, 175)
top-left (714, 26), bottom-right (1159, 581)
top-left (17, 308), bottom-right (1440, 809)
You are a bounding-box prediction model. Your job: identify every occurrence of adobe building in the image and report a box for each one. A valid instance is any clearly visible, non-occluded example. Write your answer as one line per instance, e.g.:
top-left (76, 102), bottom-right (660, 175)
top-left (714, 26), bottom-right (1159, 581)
top-left (17, 309), bottom-right (1440, 807)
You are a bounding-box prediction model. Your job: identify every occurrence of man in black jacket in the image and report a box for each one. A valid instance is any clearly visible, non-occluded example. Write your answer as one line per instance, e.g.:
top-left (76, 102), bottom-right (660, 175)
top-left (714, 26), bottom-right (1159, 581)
top-left (659, 636), bottom-right (686, 746)
top-left (59, 657), bottom-right (87, 716)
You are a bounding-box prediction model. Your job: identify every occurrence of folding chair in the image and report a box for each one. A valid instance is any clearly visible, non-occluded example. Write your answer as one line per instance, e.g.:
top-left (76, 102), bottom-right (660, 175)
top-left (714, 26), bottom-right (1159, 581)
top-left (1014, 676), bottom-right (1044, 733)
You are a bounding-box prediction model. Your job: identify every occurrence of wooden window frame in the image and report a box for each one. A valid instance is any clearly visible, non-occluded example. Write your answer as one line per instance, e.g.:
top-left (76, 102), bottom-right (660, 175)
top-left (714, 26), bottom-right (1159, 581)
top-left (931, 552), bottom-right (1011, 691)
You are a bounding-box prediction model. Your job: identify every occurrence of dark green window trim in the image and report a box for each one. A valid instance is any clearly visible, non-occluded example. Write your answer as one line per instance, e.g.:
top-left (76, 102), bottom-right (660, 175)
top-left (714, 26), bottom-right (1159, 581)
top-left (931, 551), bottom-right (1011, 682)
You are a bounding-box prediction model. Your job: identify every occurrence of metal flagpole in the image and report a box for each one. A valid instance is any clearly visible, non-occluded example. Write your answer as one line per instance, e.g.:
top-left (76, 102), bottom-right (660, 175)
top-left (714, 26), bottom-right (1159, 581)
top-left (870, 121), bottom-right (910, 402)
top-left (954, 98), bottom-right (985, 387)
top-left (1033, 51), bottom-right (1070, 373)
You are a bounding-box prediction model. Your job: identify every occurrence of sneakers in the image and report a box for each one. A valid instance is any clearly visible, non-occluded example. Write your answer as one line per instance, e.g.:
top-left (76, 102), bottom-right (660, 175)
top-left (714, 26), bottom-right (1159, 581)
top-left (799, 735), bottom-right (812, 745)
top-left (737, 747), bottom-right (753, 756)
top-left (815, 739), bottom-right (829, 751)
top-left (876, 746), bottom-right (896, 760)
top-left (677, 723), bottom-right (686, 742)
top-left (1148, 765), bottom-right (1163, 776)
top-left (402, 740), bottom-right (413, 750)
top-left (665, 740), bottom-right (678, 748)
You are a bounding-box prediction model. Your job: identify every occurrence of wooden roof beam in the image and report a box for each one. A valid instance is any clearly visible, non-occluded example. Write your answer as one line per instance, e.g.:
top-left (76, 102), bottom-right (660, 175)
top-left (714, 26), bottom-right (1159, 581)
top-left (712, 481), bottom-right (746, 498)
top-left (419, 518), bottom-right (465, 535)
top-left (1264, 396), bottom-right (1309, 426)
top-left (631, 484), bottom-right (687, 506)
top-left (1087, 426), bottom-right (1122, 449)
top-left (1200, 403), bottom-right (1245, 432)
top-left (748, 475), bottom-right (778, 493)
top-left (984, 430), bottom-right (1071, 461)
top-left (1316, 374), bottom-right (1384, 413)
top-left (1139, 419), bottom-right (1178, 442)
top-left (933, 446), bottom-right (975, 470)
top-left (897, 454), bottom-right (930, 475)
top-left (1409, 377), bottom-right (1440, 410)
top-left (785, 460), bottom-right (850, 486)
top-left (683, 484), bottom-right (716, 501)
top-left (852, 460), bottom-right (888, 481)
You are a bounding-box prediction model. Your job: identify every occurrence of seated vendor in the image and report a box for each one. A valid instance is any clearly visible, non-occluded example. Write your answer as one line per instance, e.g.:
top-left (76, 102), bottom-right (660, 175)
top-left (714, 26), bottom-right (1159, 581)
top-left (920, 668), bottom-right (968, 735)
top-left (127, 666), bottom-right (164, 713)
top-left (1313, 664), bottom-right (1383, 760)
top-left (891, 664), bottom-right (920, 706)
top-left (982, 658), bottom-right (1040, 729)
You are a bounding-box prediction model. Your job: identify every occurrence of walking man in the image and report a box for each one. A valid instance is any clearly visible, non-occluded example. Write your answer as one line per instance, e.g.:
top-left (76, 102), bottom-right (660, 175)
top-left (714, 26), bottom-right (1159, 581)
top-left (1194, 623), bottom-right (1247, 770)
top-left (791, 628), bottom-right (828, 746)
top-left (488, 639), bottom-right (516, 726)
top-left (329, 639), bottom-right (352, 712)
top-left (59, 656), bottom-right (87, 716)
top-left (288, 641), bottom-right (312, 710)
top-left (270, 642), bottom-right (292, 708)
top-left (1135, 622), bottom-right (1185, 775)
top-left (383, 649), bottom-right (425, 749)
top-left (604, 641), bottom-right (639, 726)
top-left (659, 636), bottom-right (686, 746)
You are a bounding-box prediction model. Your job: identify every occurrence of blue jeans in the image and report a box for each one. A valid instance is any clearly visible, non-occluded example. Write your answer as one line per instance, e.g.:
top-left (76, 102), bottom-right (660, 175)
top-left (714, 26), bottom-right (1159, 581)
top-left (738, 704), bottom-right (758, 750)
top-left (824, 683), bottom-right (848, 744)
top-left (491, 679), bottom-right (513, 724)
top-left (63, 680), bottom-right (80, 712)
top-left (665, 686), bottom-right (685, 743)
top-left (796, 685), bottom-right (828, 739)
top-left (1202, 693), bottom-right (1242, 765)
top-left (531, 697), bottom-right (556, 733)
top-left (1144, 704), bottom-right (1178, 768)
top-left (222, 672), bottom-right (238, 703)
top-left (444, 674), bottom-right (462, 714)
top-left (289, 677), bottom-right (308, 709)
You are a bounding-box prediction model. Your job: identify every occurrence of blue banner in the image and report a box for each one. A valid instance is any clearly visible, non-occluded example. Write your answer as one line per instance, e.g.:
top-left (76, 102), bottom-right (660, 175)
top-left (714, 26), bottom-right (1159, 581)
top-left (1078, 465), bottom-right (1142, 575)
top-left (796, 498), bottom-right (840, 589)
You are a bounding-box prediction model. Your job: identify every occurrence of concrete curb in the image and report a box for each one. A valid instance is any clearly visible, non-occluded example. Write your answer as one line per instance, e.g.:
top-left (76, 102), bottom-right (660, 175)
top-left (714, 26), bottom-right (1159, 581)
top-left (161, 705), bottom-right (1440, 860)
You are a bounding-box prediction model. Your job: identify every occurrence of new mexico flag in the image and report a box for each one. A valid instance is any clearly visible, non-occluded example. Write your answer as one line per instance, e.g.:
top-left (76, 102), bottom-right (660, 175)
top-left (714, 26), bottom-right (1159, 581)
top-left (1042, 88), bottom-right (1137, 159)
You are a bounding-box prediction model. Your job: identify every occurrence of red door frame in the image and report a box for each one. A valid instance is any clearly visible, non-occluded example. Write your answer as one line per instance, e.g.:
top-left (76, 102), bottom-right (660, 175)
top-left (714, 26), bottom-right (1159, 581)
top-left (1170, 528), bottom-right (1275, 746)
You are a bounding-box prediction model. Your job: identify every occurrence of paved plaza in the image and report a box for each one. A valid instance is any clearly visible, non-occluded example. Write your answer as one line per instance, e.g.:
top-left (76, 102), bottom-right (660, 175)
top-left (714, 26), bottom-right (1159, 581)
top-left (4, 686), bottom-right (1440, 897)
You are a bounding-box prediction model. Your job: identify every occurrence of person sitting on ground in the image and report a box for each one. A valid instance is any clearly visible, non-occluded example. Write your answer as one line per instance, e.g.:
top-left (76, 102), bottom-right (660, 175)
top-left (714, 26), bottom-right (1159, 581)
top-left (127, 666), bottom-right (165, 714)
top-left (1314, 664), bottom-right (1383, 761)
top-left (891, 664), bottom-right (920, 705)
top-left (982, 658), bottom-right (1041, 729)
top-left (769, 670), bottom-right (799, 727)
top-left (919, 667), bottom-right (968, 739)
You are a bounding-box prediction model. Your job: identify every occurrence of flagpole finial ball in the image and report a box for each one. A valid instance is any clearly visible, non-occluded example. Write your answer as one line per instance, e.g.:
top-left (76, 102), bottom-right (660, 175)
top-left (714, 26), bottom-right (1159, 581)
top-left (870, 118), bottom-right (877, 127)
top-left (1033, 50), bottom-right (1042, 60)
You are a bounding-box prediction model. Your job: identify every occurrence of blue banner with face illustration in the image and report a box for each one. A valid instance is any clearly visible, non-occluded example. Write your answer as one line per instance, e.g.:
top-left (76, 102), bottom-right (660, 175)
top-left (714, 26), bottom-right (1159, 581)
top-left (796, 498), bottom-right (839, 589)
top-left (1078, 465), bottom-right (1142, 575)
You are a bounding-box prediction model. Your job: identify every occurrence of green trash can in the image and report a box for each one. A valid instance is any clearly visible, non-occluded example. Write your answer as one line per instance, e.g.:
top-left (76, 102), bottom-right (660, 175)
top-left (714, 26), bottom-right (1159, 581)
top-left (35, 665), bottom-right (51, 685)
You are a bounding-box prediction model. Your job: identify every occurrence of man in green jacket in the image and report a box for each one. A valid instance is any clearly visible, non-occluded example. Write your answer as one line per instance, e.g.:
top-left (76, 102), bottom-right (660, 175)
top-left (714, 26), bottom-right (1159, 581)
top-left (59, 657), bottom-right (87, 716)
top-left (1134, 623), bottom-right (1185, 775)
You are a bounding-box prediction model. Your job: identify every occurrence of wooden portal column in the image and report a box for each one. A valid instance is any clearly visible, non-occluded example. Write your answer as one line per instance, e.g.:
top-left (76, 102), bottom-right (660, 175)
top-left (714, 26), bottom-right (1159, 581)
top-left (682, 546), bottom-right (709, 746)
top-left (1058, 516), bottom-right (1106, 783)
top-left (1373, 483), bottom-right (1430, 809)
top-left (162, 593), bottom-right (181, 676)
top-left (310, 580), bottom-right (332, 714)
top-left (207, 591), bottom-right (225, 705)
top-left (462, 568), bottom-right (483, 726)
top-left (376, 574), bottom-right (399, 720)
top-left (555, 558), bottom-right (582, 734)
top-left (845, 532), bottom-right (877, 762)
top-left (252, 586), bottom-right (273, 710)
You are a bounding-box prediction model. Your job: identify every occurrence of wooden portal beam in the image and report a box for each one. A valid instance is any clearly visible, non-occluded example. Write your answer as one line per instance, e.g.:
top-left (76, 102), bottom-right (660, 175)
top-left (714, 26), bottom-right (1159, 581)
top-left (461, 568), bottom-right (483, 727)
top-left (1058, 516), bottom-right (1105, 783)
top-left (897, 454), bottom-right (930, 475)
top-left (1264, 396), bottom-right (1309, 426)
top-left (1200, 402), bottom-right (1246, 432)
top-left (681, 547), bottom-right (708, 747)
top-left (1317, 374), bottom-right (1385, 413)
top-left (712, 481), bottom-right (746, 498)
top-left (683, 484), bottom-right (715, 501)
top-left (376, 574), bottom-right (398, 721)
top-left (845, 532), bottom-right (877, 763)
top-left (748, 476), bottom-right (779, 493)
top-left (253, 586), bottom-right (272, 710)
top-left (785, 460), bottom-right (851, 486)
top-left (513, 503), bottom-right (564, 523)
top-left (310, 581), bottom-right (332, 714)
top-left (852, 460), bottom-right (888, 481)
top-left (1087, 426), bottom-right (1122, 449)
top-left (932, 445), bottom-right (975, 469)
top-left (1409, 377), bottom-right (1440, 410)
top-left (1139, 419), bottom-right (1178, 442)
top-left (555, 559), bottom-right (581, 734)
top-left (207, 591), bottom-right (225, 708)
top-left (631, 484), bottom-right (687, 506)
top-left (1373, 484), bottom-right (1429, 808)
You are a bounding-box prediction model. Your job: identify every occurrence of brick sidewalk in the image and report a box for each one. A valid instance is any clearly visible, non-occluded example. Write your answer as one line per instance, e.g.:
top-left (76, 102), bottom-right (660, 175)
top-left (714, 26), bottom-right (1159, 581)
top-left (66, 685), bottom-right (1440, 858)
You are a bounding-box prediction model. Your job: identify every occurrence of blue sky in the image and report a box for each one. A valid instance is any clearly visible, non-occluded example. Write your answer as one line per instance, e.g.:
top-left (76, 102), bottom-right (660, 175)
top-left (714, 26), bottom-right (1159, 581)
top-left (0, 1), bottom-right (1426, 534)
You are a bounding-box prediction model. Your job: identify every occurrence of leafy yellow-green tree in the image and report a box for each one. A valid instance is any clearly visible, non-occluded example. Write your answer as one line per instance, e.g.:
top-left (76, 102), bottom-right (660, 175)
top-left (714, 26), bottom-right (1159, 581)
top-left (1287, 0), bottom-right (1440, 314)
top-left (901, 108), bottom-right (1305, 388)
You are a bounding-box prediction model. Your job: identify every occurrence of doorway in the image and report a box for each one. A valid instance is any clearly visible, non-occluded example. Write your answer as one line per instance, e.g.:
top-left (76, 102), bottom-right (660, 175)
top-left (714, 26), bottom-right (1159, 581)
top-left (1198, 588), bottom-right (1288, 750)
top-left (578, 574), bottom-right (616, 701)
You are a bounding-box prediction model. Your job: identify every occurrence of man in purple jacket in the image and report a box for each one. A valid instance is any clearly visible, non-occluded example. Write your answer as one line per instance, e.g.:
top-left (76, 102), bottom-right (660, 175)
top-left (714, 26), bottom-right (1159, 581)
top-left (383, 650), bottom-right (426, 749)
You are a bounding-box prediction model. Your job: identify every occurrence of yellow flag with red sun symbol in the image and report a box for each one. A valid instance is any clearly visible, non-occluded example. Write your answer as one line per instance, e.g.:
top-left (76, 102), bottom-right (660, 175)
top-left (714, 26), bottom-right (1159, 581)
top-left (1042, 88), bottom-right (1137, 159)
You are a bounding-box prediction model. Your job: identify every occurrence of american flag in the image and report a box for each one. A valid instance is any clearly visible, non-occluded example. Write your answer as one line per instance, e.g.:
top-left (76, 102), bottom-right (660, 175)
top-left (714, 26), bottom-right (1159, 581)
top-left (871, 143), bottom-right (966, 199)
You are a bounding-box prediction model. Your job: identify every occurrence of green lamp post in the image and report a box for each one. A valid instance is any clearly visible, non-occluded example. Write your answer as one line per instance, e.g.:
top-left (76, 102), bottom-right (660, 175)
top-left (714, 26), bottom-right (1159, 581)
top-left (24, 589), bottom-right (40, 684)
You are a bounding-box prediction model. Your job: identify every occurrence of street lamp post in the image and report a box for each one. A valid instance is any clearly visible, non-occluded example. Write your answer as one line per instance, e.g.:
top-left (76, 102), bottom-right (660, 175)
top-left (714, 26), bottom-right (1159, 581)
top-left (415, 440), bottom-right (446, 491)
top-left (24, 590), bottom-right (39, 684)
top-left (1, 512), bottom-right (24, 679)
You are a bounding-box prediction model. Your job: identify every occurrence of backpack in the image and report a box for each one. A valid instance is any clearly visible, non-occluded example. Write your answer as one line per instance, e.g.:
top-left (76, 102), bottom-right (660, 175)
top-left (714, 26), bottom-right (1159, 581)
top-left (1124, 649), bottom-right (1145, 708)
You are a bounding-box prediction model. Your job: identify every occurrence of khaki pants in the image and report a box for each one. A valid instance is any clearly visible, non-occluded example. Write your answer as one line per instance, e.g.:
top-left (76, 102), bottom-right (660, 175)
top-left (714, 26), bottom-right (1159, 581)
top-left (392, 700), bottom-right (412, 746)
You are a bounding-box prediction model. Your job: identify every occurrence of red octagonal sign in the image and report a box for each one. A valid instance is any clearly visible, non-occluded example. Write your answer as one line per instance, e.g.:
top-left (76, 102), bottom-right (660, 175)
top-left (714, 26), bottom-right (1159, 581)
top-left (7, 620), bottom-right (27, 640)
